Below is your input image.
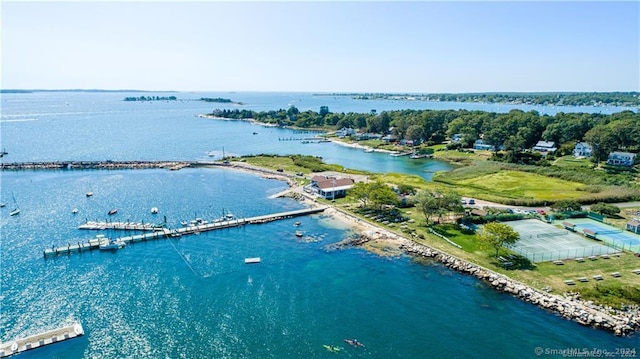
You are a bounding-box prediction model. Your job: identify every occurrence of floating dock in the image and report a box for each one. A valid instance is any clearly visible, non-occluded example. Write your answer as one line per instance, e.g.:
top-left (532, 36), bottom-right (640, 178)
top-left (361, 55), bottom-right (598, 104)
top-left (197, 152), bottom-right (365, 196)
top-left (44, 207), bottom-right (327, 257)
top-left (0, 322), bottom-right (84, 358)
top-left (244, 257), bottom-right (261, 264)
top-left (78, 221), bottom-right (163, 231)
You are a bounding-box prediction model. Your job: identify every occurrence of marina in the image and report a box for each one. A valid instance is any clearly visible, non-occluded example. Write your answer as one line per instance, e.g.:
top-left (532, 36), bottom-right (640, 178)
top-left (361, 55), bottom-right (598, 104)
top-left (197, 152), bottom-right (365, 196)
top-left (44, 207), bottom-right (327, 257)
top-left (0, 322), bottom-right (84, 358)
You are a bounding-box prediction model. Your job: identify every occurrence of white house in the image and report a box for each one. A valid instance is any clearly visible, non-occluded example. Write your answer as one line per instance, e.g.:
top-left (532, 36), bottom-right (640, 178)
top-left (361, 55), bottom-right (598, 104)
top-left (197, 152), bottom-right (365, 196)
top-left (573, 142), bottom-right (593, 158)
top-left (336, 127), bottom-right (356, 138)
top-left (533, 140), bottom-right (557, 153)
top-left (606, 152), bottom-right (637, 166)
top-left (309, 175), bottom-right (355, 199)
top-left (473, 139), bottom-right (495, 151)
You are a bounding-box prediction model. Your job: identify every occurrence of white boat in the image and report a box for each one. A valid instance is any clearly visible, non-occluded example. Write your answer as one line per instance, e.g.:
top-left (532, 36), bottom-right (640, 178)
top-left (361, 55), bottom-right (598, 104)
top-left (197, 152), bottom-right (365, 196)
top-left (364, 148), bottom-right (374, 153)
top-left (72, 208), bottom-right (79, 214)
top-left (0, 202), bottom-right (6, 207)
top-left (99, 238), bottom-right (126, 250)
top-left (151, 207), bottom-right (159, 214)
top-left (85, 191), bottom-right (94, 197)
top-left (295, 230), bottom-right (303, 237)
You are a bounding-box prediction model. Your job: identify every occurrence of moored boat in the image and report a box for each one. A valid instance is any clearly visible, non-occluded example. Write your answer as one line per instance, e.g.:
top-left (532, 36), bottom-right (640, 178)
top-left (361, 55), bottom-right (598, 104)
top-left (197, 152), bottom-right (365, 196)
top-left (151, 207), bottom-right (159, 214)
top-left (85, 192), bottom-right (93, 197)
top-left (108, 208), bottom-right (118, 215)
top-left (99, 238), bottom-right (126, 250)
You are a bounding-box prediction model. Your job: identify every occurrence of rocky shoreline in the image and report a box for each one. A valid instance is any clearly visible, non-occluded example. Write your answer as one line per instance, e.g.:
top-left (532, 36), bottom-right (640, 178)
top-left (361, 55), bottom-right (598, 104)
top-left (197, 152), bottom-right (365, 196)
top-left (398, 238), bottom-right (640, 337)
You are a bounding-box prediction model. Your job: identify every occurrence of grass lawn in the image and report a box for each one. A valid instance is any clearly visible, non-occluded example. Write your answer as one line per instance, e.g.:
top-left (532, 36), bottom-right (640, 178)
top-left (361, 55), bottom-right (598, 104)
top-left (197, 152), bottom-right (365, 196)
top-left (553, 155), bottom-right (594, 169)
top-left (454, 170), bottom-right (586, 201)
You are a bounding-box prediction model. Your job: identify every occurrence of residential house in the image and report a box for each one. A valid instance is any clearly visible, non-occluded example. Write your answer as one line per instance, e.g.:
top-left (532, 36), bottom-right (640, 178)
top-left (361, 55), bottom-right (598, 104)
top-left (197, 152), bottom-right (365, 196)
top-left (533, 140), bottom-right (557, 153)
top-left (573, 142), bottom-right (593, 158)
top-left (336, 127), bottom-right (355, 138)
top-left (451, 134), bottom-right (462, 143)
top-left (309, 175), bottom-right (355, 199)
top-left (382, 134), bottom-right (398, 143)
top-left (355, 133), bottom-right (382, 141)
top-left (606, 152), bottom-right (637, 167)
top-left (473, 139), bottom-right (495, 151)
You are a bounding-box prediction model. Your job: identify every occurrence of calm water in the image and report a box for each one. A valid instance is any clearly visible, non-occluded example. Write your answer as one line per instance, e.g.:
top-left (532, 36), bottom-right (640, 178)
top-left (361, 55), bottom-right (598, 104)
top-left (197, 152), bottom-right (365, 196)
top-left (1, 93), bottom-right (638, 357)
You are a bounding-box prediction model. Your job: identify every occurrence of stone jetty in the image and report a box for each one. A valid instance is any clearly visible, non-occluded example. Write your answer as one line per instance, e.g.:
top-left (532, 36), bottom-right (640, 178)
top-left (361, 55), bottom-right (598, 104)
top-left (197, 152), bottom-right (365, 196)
top-left (398, 239), bottom-right (640, 337)
top-left (0, 161), bottom-right (190, 171)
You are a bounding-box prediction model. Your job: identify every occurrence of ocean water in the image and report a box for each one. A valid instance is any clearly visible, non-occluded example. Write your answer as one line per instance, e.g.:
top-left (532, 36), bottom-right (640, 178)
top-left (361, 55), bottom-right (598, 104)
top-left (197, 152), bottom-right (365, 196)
top-left (1, 93), bottom-right (638, 357)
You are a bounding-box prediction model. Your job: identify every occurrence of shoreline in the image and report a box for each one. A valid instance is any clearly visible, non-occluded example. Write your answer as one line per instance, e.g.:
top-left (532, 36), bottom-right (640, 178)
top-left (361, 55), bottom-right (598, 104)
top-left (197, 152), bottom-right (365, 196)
top-left (3, 160), bottom-right (638, 336)
top-left (216, 163), bottom-right (640, 337)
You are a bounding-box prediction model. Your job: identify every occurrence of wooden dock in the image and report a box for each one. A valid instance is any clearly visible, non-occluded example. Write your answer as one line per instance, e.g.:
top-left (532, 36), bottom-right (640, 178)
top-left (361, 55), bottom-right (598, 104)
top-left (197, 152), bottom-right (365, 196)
top-left (44, 207), bottom-right (327, 257)
top-left (0, 322), bottom-right (84, 358)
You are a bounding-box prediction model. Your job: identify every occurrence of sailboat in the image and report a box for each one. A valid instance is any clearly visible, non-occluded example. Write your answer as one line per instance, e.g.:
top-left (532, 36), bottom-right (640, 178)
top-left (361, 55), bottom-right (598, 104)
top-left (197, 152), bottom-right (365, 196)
top-left (9, 193), bottom-right (20, 216)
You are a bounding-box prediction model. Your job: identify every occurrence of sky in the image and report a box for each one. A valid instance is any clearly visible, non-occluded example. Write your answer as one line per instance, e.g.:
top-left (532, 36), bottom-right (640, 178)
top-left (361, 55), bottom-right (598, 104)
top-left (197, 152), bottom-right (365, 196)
top-left (1, 1), bottom-right (638, 93)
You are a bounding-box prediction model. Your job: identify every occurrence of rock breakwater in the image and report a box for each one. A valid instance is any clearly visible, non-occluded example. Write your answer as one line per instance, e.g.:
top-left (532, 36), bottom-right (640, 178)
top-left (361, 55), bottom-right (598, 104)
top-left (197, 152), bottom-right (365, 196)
top-left (399, 240), bottom-right (639, 336)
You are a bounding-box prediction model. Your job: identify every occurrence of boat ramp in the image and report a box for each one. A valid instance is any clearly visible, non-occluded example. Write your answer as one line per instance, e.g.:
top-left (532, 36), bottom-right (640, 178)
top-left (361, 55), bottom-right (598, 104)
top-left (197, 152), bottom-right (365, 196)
top-left (0, 322), bottom-right (84, 358)
top-left (44, 207), bottom-right (327, 257)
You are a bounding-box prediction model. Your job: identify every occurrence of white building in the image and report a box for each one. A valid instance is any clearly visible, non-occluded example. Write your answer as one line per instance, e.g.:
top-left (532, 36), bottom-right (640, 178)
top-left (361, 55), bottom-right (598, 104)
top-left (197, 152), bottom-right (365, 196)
top-left (533, 140), bottom-right (557, 153)
top-left (309, 175), bottom-right (355, 199)
top-left (573, 142), bottom-right (592, 158)
top-left (606, 152), bottom-right (637, 167)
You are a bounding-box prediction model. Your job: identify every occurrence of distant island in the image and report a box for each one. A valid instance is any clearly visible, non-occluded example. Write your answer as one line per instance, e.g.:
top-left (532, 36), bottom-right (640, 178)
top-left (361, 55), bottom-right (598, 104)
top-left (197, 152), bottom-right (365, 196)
top-left (317, 92), bottom-right (640, 107)
top-left (1, 89), bottom-right (157, 93)
top-left (200, 97), bottom-right (243, 105)
top-left (124, 96), bottom-right (177, 101)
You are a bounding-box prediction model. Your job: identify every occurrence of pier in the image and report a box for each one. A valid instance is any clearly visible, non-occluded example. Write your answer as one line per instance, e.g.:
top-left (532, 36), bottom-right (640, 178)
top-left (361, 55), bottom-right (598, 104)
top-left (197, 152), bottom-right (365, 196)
top-left (0, 322), bottom-right (84, 358)
top-left (78, 220), bottom-right (164, 231)
top-left (44, 207), bottom-right (327, 257)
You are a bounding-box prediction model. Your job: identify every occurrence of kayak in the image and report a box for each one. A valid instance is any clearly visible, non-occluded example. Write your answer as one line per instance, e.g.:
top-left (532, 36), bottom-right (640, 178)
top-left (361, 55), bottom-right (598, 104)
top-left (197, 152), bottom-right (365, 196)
top-left (344, 339), bottom-right (365, 347)
top-left (323, 345), bottom-right (341, 353)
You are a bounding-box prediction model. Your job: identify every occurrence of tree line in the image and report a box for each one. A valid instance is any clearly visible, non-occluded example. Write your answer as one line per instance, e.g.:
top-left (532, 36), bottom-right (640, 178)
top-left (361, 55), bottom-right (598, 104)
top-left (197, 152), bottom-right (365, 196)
top-left (210, 107), bottom-right (640, 163)
top-left (124, 96), bottom-right (177, 101)
top-left (321, 92), bottom-right (640, 107)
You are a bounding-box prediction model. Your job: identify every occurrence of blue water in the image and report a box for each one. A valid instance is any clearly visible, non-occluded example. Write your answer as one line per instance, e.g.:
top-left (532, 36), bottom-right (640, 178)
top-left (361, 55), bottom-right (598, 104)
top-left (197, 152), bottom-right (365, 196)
top-left (1, 93), bottom-right (638, 357)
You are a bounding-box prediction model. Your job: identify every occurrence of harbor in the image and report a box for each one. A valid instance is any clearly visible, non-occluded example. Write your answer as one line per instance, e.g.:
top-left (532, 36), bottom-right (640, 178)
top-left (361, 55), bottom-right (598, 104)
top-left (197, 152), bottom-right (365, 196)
top-left (44, 207), bottom-right (327, 257)
top-left (0, 323), bottom-right (84, 358)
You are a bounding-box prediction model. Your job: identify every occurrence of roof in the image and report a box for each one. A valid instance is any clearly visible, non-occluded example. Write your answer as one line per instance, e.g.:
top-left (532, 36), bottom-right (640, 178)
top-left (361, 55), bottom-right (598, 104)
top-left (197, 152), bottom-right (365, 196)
top-left (316, 178), bottom-right (355, 190)
top-left (627, 219), bottom-right (640, 227)
top-left (535, 140), bottom-right (556, 148)
top-left (470, 209), bottom-right (487, 217)
top-left (562, 221), bottom-right (575, 228)
top-left (608, 151), bottom-right (637, 157)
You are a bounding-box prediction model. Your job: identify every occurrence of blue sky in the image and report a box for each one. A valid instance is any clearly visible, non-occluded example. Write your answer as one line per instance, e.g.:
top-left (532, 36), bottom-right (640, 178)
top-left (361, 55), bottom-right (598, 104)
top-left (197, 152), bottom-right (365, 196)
top-left (1, 1), bottom-right (638, 92)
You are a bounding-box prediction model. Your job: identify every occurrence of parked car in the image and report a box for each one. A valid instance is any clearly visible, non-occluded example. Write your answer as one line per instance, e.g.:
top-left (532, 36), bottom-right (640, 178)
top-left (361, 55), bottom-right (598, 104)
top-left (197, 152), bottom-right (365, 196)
top-left (468, 199), bottom-right (475, 205)
top-left (536, 209), bottom-right (546, 215)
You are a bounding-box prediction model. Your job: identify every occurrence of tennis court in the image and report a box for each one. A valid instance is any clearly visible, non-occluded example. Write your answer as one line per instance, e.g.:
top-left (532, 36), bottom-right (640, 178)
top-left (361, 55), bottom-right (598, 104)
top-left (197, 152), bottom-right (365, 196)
top-left (504, 219), bottom-right (619, 262)
top-left (564, 218), bottom-right (640, 254)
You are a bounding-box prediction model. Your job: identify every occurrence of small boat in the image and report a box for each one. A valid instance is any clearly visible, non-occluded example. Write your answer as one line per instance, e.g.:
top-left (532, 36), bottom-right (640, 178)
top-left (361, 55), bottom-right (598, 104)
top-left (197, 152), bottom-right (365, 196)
top-left (180, 220), bottom-right (188, 227)
top-left (86, 192), bottom-right (94, 197)
top-left (253, 132), bottom-right (258, 135)
top-left (72, 208), bottom-right (79, 214)
top-left (0, 203), bottom-right (6, 207)
top-left (323, 345), bottom-right (341, 353)
top-left (108, 208), bottom-right (118, 215)
top-left (344, 339), bottom-right (365, 347)
top-left (151, 207), bottom-right (159, 214)
top-left (364, 148), bottom-right (374, 153)
top-left (295, 230), bottom-right (303, 237)
top-left (294, 221), bottom-right (302, 226)
top-left (99, 238), bottom-right (126, 250)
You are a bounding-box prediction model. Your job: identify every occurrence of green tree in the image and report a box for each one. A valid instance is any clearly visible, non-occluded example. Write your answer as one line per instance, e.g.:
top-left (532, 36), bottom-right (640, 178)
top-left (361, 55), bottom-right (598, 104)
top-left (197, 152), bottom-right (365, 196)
top-left (349, 182), bottom-right (371, 207)
top-left (589, 202), bottom-right (621, 217)
top-left (476, 222), bottom-right (520, 257)
top-left (415, 190), bottom-right (462, 225)
top-left (368, 181), bottom-right (399, 208)
top-left (551, 200), bottom-right (583, 212)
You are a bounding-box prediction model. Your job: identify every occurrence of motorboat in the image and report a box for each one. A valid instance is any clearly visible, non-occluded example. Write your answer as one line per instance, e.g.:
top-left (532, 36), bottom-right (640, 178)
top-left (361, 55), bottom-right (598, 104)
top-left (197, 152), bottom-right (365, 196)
top-left (99, 238), bottom-right (126, 250)
top-left (72, 208), bottom-right (79, 214)
top-left (108, 208), bottom-right (118, 215)
top-left (151, 207), bottom-right (159, 214)
top-left (86, 192), bottom-right (94, 197)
